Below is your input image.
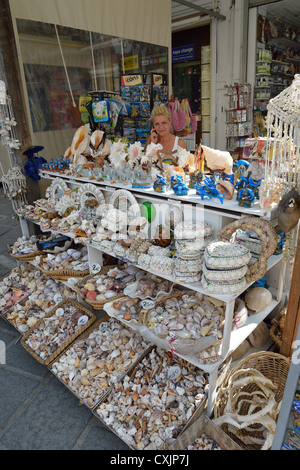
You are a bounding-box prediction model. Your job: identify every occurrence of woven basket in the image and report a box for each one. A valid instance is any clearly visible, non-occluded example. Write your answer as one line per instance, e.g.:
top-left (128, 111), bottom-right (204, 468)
top-left (75, 264), bottom-right (126, 309)
top-left (7, 243), bottom-right (43, 261)
top-left (214, 351), bottom-right (290, 450)
top-left (21, 299), bottom-right (96, 365)
top-left (37, 254), bottom-right (89, 281)
top-left (269, 305), bottom-right (287, 349)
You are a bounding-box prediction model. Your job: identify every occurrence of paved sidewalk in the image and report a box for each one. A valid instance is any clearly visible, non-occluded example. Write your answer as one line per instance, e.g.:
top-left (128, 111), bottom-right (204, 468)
top-left (0, 186), bottom-right (129, 450)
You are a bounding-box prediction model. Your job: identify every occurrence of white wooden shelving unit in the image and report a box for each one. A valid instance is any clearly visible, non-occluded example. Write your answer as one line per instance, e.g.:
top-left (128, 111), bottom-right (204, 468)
top-left (17, 170), bottom-right (289, 415)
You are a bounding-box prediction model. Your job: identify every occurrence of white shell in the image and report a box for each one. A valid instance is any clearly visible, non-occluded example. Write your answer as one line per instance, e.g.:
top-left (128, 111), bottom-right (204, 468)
top-left (245, 287), bottom-right (272, 313)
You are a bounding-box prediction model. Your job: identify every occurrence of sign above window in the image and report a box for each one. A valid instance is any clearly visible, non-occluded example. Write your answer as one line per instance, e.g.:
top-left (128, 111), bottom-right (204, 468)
top-left (172, 44), bottom-right (195, 63)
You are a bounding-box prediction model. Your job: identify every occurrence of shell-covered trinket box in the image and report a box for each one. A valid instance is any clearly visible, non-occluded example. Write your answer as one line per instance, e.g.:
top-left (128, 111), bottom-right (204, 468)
top-left (204, 240), bottom-right (251, 270)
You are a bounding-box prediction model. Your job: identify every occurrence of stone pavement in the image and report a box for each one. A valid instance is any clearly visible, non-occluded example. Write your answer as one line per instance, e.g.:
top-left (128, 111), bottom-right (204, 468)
top-left (0, 185), bottom-right (129, 450)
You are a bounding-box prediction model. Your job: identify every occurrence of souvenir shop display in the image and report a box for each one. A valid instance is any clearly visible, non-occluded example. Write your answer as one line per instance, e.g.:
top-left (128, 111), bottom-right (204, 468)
top-left (4, 74), bottom-right (295, 451)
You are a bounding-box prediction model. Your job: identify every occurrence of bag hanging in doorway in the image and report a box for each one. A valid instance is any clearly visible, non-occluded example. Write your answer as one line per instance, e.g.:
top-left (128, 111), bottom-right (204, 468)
top-left (168, 99), bottom-right (186, 132)
top-left (92, 98), bottom-right (110, 123)
top-left (180, 98), bottom-right (197, 134)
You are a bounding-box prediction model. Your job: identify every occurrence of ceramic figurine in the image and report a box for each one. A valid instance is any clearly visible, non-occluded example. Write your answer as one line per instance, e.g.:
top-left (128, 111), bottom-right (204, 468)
top-left (153, 174), bottom-right (167, 193)
top-left (237, 187), bottom-right (255, 207)
top-left (188, 170), bottom-right (203, 188)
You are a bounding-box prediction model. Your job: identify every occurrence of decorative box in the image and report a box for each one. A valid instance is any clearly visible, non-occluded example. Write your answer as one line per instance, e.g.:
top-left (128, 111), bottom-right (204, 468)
top-left (202, 263), bottom-right (248, 282)
top-left (201, 274), bottom-right (246, 295)
top-left (175, 257), bottom-right (202, 273)
top-left (175, 221), bottom-right (214, 240)
top-left (204, 240), bottom-right (251, 270)
top-left (150, 256), bottom-right (174, 276)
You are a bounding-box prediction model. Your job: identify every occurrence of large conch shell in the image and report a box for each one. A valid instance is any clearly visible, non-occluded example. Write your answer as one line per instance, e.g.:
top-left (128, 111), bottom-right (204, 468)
top-left (70, 125), bottom-right (89, 155)
top-left (202, 145), bottom-right (233, 174)
top-left (245, 287), bottom-right (272, 313)
top-left (90, 130), bottom-right (105, 154)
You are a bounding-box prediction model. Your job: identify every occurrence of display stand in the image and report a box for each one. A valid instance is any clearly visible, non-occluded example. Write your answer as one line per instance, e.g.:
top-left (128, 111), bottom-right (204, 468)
top-left (16, 169), bottom-right (289, 416)
top-left (272, 322), bottom-right (300, 450)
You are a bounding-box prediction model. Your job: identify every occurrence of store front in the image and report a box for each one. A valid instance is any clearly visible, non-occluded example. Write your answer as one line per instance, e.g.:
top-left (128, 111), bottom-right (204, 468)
top-left (1, 0), bottom-right (300, 453)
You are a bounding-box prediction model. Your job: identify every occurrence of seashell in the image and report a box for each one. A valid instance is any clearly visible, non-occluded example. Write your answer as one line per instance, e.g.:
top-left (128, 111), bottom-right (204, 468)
top-left (176, 329), bottom-right (192, 339)
top-left (104, 290), bottom-right (117, 299)
top-left (81, 376), bottom-right (91, 386)
top-left (84, 283), bottom-right (95, 291)
top-left (245, 287), bottom-right (272, 313)
top-left (71, 125), bottom-right (89, 155)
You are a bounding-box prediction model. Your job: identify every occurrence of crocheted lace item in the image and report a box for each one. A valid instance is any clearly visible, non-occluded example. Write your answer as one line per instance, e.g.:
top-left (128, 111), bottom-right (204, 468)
top-left (260, 74), bottom-right (300, 209)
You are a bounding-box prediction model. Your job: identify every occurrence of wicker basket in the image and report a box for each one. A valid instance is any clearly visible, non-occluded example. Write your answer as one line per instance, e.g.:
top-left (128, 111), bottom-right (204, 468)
top-left (269, 305), bottom-right (287, 349)
top-left (75, 265), bottom-right (126, 309)
top-left (21, 299), bottom-right (96, 365)
top-left (214, 351), bottom-right (290, 450)
top-left (37, 254), bottom-right (89, 281)
top-left (7, 243), bottom-right (43, 261)
top-left (169, 415), bottom-right (241, 450)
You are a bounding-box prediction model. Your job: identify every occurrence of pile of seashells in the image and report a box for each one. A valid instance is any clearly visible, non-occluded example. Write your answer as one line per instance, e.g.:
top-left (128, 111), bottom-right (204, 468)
top-left (95, 347), bottom-right (208, 450)
top-left (77, 264), bottom-right (143, 304)
top-left (50, 319), bottom-right (150, 408)
top-left (5, 277), bottom-right (76, 333)
top-left (186, 433), bottom-right (223, 450)
top-left (0, 264), bottom-right (41, 313)
top-left (24, 302), bottom-right (91, 362)
top-left (9, 235), bottom-right (42, 256)
top-left (35, 246), bottom-right (89, 273)
top-left (143, 293), bottom-right (225, 355)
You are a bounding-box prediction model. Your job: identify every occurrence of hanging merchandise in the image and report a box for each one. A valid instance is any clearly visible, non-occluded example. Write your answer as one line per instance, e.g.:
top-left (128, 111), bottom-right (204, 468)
top-left (108, 100), bottom-right (122, 129)
top-left (92, 98), bottom-right (110, 123)
top-left (1, 166), bottom-right (29, 215)
top-left (168, 99), bottom-right (186, 132)
top-left (181, 98), bottom-right (197, 134)
top-left (79, 95), bottom-right (92, 125)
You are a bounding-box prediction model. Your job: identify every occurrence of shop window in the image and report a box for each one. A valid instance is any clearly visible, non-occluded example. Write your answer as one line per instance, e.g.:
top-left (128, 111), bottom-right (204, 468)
top-left (15, 18), bottom-right (168, 154)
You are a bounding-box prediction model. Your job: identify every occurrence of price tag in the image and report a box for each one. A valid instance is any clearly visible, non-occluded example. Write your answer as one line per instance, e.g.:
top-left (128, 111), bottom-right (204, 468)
top-left (54, 293), bottom-right (63, 304)
top-left (78, 315), bottom-right (88, 326)
top-left (91, 263), bottom-right (101, 274)
top-left (141, 299), bottom-right (155, 309)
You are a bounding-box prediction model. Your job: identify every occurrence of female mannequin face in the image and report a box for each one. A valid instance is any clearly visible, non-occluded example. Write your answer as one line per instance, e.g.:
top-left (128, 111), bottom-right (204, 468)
top-left (152, 114), bottom-right (171, 138)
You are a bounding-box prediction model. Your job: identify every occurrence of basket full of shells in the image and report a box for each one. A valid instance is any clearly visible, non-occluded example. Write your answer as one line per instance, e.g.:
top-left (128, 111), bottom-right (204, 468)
top-left (76, 264), bottom-right (144, 309)
top-left (4, 277), bottom-right (77, 334)
top-left (168, 415), bottom-right (241, 450)
top-left (49, 316), bottom-right (151, 409)
top-left (8, 235), bottom-right (44, 261)
top-left (94, 346), bottom-right (208, 450)
top-left (138, 292), bottom-right (225, 358)
top-left (35, 246), bottom-right (89, 281)
top-left (21, 299), bottom-right (96, 365)
top-left (0, 264), bottom-right (43, 316)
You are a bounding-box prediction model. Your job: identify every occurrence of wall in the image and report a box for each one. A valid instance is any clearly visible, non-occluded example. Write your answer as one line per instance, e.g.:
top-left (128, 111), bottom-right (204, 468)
top-left (210, 0), bottom-right (249, 151)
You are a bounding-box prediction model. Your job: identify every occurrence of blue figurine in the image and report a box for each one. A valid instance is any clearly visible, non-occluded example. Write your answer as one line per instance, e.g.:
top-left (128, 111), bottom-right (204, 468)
top-left (173, 181), bottom-right (189, 196)
top-left (237, 187), bottom-right (255, 207)
top-left (170, 174), bottom-right (183, 189)
top-left (153, 174), bottom-right (167, 193)
top-left (195, 176), bottom-right (225, 204)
